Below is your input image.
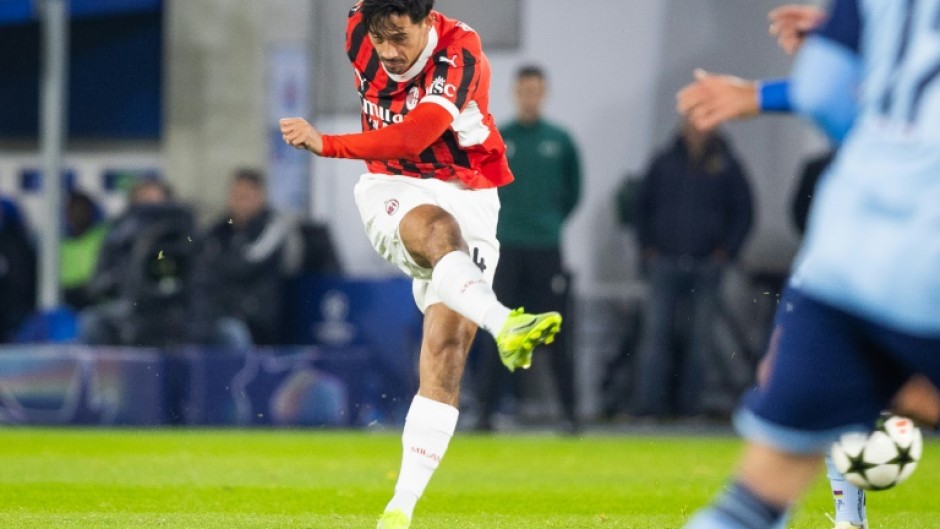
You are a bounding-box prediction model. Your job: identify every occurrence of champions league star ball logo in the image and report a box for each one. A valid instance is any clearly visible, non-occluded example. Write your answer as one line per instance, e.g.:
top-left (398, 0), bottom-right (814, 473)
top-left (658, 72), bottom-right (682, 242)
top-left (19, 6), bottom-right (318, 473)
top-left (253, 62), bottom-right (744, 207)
top-left (385, 199), bottom-right (400, 215)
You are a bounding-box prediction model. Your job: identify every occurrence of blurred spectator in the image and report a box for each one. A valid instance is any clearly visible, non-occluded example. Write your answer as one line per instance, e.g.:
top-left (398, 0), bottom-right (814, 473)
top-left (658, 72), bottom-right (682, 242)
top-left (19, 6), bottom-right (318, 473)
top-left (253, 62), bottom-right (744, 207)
top-left (297, 218), bottom-right (342, 277)
top-left (190, 168), bottom-right (304, 346)
top-left (475, 65), bottom-right (582, 433)
top-left (60, 191), bottom-right (107, 310)
top-left (0, 197), bottom-right (37, 342)
top-left (78, 178), bottom-right (197, 346)
top-left (631, 120), bottom-right (753, 419)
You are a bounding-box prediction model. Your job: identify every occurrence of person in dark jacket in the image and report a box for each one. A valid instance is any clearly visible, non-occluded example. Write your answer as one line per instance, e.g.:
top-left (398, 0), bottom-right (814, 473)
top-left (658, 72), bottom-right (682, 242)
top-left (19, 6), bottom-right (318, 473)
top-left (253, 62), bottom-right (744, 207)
top-left (190, 168), bottom-right (304, 346)
top-left (78, 178), bottom-right (196, 346)
top-left (631, 119), bottom-right (753, 418)
top-left (0, 198), bottom-right (36, 342)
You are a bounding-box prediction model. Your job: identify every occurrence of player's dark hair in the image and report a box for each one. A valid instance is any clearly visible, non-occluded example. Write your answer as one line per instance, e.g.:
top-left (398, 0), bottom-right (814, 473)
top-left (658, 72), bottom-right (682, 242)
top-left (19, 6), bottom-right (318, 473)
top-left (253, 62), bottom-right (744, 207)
top-left (516, 64), bottom-right (546, 82)
top-left (360, 0), bottom-right (434, 36)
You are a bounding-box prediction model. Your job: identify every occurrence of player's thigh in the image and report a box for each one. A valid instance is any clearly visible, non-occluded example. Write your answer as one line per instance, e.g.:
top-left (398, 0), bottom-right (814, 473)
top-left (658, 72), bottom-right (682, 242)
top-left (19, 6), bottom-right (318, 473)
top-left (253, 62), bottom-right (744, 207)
top-left (353, 174), bottom-right (441, 280)
top-left (738, 287), bottom-right (909, 452)
top-left (413, 183), bottom-right (500, 312)
top-left (443, 184), bottom-right (500, 276)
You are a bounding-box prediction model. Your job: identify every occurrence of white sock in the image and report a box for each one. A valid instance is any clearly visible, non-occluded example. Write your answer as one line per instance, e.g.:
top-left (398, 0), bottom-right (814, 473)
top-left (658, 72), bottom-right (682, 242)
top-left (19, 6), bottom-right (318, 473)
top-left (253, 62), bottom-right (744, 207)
top-left (826, 455), bottom-right (866, 525)
top-left (384, 395), bottom-right (460, 518)
top-left (431, 250), bottom-right (511, 335)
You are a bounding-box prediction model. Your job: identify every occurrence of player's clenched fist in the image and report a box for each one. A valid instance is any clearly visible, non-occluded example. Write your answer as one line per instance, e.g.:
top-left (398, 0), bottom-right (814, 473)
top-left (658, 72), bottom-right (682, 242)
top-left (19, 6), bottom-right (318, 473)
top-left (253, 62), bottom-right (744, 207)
top-left (768, 4), bottom-right (827, 55)
top-left (279, 117), bottom-right (324, 155)
top-left (676, 69), bottom-right (758, 132)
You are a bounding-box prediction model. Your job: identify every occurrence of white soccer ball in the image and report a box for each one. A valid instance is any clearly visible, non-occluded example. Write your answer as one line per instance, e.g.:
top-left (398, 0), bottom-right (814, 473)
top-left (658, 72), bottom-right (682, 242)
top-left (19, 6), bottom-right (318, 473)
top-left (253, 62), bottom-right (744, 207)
top-left (830, 414), bottom-right (923, 490)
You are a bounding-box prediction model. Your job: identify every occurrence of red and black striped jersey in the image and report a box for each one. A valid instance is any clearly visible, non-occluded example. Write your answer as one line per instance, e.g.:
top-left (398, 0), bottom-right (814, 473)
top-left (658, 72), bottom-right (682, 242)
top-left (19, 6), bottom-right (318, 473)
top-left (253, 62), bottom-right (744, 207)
top-left (345, 4), bottom-right (513, 189)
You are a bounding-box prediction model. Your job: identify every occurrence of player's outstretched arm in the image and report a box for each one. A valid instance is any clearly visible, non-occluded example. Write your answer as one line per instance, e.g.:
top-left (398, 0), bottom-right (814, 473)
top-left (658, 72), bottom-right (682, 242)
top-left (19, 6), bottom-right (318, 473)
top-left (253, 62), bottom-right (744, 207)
top-left (768, 4), bottom-right (827, 55)
top-left (676, 69), bottom-right (759, 132)
top-left (279, 103), bottom-right (453, 161)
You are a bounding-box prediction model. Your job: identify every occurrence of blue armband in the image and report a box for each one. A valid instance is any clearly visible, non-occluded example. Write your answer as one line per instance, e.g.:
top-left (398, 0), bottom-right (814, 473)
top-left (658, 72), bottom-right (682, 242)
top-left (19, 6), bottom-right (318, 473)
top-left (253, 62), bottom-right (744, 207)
top-left (758, 79), bottom-right (792, 113)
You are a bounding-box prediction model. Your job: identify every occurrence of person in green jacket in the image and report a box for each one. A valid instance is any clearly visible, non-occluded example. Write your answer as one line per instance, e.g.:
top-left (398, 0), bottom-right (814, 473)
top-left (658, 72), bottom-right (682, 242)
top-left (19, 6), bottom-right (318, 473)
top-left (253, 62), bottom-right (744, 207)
top-left (61, 191), bottom-right (107, 310)
top-left (476, 64), bottom-right (582, 433)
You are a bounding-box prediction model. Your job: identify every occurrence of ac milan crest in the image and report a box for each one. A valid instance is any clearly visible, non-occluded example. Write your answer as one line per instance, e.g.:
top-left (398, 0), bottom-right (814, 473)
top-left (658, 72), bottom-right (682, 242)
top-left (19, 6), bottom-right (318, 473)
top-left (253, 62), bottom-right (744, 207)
top-left (406, 86), bottom-right (421, 110)
top-left (385, 199), bottom-right (400, 215)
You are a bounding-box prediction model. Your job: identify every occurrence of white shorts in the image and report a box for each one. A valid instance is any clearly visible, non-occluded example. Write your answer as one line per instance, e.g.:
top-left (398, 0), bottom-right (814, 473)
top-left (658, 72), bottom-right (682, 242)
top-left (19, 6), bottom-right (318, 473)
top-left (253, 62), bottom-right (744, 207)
top-left (353, 173), bottom-right (501, 312)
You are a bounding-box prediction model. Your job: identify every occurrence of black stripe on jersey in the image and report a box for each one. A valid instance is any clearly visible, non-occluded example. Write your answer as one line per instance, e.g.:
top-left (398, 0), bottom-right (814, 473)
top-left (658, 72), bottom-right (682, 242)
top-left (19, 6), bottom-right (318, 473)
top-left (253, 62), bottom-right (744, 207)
top-left (442, 131), bottom-right (471, 169)
top-left (377, 75), bottom-right (400, 119)
top-left (347, 20), bottom-right (367, 64)
top-left (418, 146), bottom-right (438, 165)
top-left (380, 79), bottom-right (400, 96)
top-left (374, 160), bottom-right (393, 175)
top-left (373, 74), bottom-right (400, 134)
top-left (399, 159), bottom-right (423, 176)
top-left (453, 49), bottom-right (477, 110)
top-left (432, 51), bottom-right (451, 84)
top-left (386, 159), bottom-right (407, 176)
top-left (363, 54), bottom-right (380, 85)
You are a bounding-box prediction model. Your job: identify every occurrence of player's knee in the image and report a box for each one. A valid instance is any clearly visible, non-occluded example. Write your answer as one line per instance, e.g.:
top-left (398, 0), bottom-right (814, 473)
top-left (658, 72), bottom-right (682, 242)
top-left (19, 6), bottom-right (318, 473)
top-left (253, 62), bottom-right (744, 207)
top-left (401, 206), bottom-right (464, 266)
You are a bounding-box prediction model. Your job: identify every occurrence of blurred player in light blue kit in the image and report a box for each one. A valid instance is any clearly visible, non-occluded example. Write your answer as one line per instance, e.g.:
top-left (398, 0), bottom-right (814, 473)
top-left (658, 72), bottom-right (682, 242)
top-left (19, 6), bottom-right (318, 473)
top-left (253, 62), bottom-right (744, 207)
top-left (677, 1), bottom-right (940, 528)
top-left (679, 4), bottom-right (940, 528)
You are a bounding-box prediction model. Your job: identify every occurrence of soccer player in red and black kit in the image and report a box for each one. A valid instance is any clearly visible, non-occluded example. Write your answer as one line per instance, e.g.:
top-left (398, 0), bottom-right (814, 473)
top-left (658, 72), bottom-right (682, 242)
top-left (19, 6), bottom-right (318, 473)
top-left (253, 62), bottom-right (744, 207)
top-left (279, 1), bottom-right (562, 527)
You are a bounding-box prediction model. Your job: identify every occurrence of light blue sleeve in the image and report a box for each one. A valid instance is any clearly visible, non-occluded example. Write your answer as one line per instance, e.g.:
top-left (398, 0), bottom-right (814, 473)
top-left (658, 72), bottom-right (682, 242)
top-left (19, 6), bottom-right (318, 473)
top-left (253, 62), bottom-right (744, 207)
top-left (790, 36), bottom-right (863, 143)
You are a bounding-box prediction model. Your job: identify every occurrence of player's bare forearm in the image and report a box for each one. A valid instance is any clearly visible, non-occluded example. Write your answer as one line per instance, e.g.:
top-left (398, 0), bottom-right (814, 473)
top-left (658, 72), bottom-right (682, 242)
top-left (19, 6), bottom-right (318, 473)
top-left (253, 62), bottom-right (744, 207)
top-left (768, 4), bottom-right (827, 55)
top-left (279, 117), bottom-right (324, 155)
top-left (676, 69), bottom-right (758, 131)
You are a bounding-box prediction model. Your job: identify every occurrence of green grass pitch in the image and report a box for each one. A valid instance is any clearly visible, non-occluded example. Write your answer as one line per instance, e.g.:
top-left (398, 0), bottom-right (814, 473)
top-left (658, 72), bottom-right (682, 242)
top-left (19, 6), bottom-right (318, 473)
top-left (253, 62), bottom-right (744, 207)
top-left (0, 428), bottom-right (937, 528)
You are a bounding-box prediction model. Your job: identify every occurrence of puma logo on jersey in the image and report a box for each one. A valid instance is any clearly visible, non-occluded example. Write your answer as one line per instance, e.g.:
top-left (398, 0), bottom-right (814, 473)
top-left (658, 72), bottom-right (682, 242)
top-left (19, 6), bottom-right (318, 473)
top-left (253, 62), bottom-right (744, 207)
top-left (438, 54), bottom-right (458, 67)
top-left (355, 70), bottom-right (367, 93)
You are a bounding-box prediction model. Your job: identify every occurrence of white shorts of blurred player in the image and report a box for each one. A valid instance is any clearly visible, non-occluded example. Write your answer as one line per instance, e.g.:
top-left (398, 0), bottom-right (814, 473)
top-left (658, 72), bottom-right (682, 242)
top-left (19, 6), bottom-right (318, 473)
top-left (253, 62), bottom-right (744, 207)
top-left (354, 173), bottom-right (500, 313)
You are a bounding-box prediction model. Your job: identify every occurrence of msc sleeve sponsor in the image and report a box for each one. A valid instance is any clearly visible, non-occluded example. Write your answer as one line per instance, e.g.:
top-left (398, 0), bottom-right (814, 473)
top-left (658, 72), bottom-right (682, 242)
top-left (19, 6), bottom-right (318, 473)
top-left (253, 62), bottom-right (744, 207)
top-left (420, 47), bottom-right (479, 119)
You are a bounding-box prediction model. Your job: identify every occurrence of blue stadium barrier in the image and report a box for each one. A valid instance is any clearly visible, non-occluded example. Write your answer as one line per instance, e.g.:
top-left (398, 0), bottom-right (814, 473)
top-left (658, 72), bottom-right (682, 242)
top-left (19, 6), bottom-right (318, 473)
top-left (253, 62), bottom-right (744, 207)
top-left (0, 345), bottom-right (377, 427)
top-left (0, 277), bottom-right (424, 427)
top-left (0, 346), bottom-right (166, 425)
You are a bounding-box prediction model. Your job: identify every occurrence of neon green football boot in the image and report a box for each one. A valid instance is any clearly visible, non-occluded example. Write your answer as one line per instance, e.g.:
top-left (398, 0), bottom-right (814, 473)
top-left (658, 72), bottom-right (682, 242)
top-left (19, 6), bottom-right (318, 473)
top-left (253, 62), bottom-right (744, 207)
top-left (496, 308), bottom-right (563, 372)
top-left (376, 509), bottom-right (410, 529)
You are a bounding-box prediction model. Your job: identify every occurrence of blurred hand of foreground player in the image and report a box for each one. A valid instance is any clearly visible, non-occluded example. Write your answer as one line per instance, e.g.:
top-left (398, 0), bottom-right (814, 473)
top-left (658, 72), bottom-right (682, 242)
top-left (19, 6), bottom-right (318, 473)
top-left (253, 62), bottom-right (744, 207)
top-left (768, 4), bottom-right (827, 55)
top-left (280, 117), bottom-right (324, 155)
top-left (676, 69), bottom-right (758, 132)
